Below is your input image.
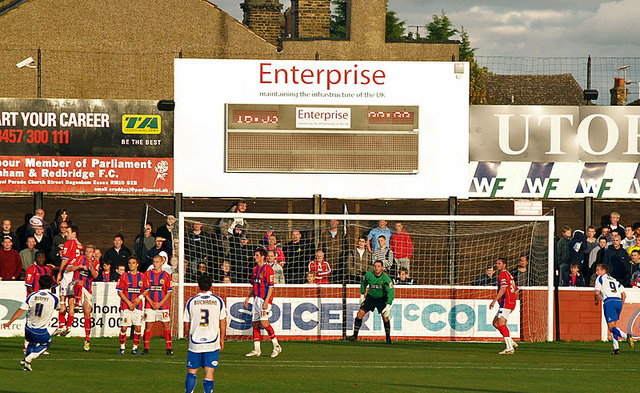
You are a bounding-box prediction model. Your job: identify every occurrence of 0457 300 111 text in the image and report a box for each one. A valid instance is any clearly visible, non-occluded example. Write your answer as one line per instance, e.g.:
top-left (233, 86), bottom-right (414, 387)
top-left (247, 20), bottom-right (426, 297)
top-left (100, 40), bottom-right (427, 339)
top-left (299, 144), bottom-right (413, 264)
top-left (0, 129), bottom-right (69, 144)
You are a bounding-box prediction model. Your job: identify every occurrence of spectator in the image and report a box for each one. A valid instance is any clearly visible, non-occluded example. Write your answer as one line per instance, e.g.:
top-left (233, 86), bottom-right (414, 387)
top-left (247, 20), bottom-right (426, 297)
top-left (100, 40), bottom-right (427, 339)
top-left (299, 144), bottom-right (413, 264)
top-left (628, 236), bottom-right (640, 256)
top-left (513, 255), bottom-right (541, 286)
top-left (569, 230), bottom-right (586, 266)
top-left (185, 220), bottom-right (212, 263)
top-left (32, 224), bottom-right (52, 256)
top-left (98, 259), bottom-right (119, 282)
top-left (1, 219), bottom-right (19, 250)
top-left (371, 236), bottom-right (394, 274)
top-left (588, 236), bottom-right (609, 276)
top-left (15, 213), bottom-right (32, 250)
top-left (599, 226), bottom-right (612, 243)
top-left (133, 222), bottom-right (156, 263)
top-left (213, 260), bottom-right (235, 283)
top-left (229, 234), bottom-right (253, 283)
top-left (20, 237), bottom-right (38, 274)
top-left (27, 208), bottom-right (53, 240)
top-left (608, 211), bottom-right (625, 238)
top-left (562, 263), bottom-right (587, 287)
top-left (49, 221), bottom-right (69, 269)
top-left (305, 271), bottom-right (316, 284)
top-left (390, 221), bottom-right (413, 274)
top-left (393, 267), bottom-right (418, 285)
top-left (219, 200), bottom-right (249, 237)
top-left (145, 236), bottom-right (170, 272)
top-left (308, 250), bottom-right (331, 284)
top-left (0, 237), bottom-right (22, 280)
top-left (115, 264), bottom-right (126, 279)
top-left (320, 219), bottom-right (345, 281)
top-left (555, 225), bottom-right (572, 281)
top-left (146, 251), bottom-right (172, 274)
top-left (603, 234), bottom-right (631, 286)
top-left (472, 265), bottom-right (498, 286)
top-left (583, 226), bottom-right (598, 277)
top-left (283, 230), bottom-right (314, 284)
top-left (346, 237), bottom-right (372, 284)
top-left (264, 235), bottom-right (286, 264)
top-left (622, 226), bottom-right (636, 250)
top-left (260, 225), bottom-right (279, 248)
top-left (222, 276), bottom-right (232, 284)
top-left (629, 250), bottom-right (640, 287)
top-left (266, 250), bottom-right (285, 284)
top-left (367, 220), bottom-right (392, 252)
top-left (50, 209), bottom-right (72, 237)
top-left (94, 247), bottom-right (103, 263)
top-left (633, 222), bottom-right (640, 239)
top-left (104, 234), bottom-right (132, 269)
top-left (156, 214), bottom-right (176, 256)
top-left (196, 261), bottom-right (209, 278)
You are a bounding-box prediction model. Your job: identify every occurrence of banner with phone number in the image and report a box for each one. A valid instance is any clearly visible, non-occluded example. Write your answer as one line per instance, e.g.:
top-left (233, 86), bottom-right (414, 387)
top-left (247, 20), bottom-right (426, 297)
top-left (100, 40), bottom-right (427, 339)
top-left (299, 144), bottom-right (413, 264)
top-left (0, 98), bottom-right (173, 194)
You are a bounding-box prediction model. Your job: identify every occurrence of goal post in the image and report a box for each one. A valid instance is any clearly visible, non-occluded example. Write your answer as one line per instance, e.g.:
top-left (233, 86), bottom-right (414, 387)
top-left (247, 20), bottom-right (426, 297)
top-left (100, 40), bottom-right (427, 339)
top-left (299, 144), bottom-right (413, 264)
top-left (176, 212), bottom-right (554, 341)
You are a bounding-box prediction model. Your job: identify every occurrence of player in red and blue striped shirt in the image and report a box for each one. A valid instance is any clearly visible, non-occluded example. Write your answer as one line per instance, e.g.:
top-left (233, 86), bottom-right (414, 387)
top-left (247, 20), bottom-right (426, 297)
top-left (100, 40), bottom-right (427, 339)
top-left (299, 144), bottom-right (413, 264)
top-left (72, 245), bottom-right (100, 351)
top-left (24, 251), bottom-right (54, 295)
top-left (116, 256), bottom-right (148, 355)
top-left (142, 254), bottom-right (174, 355)
top-left (243, 249), bottom-right (282, 358)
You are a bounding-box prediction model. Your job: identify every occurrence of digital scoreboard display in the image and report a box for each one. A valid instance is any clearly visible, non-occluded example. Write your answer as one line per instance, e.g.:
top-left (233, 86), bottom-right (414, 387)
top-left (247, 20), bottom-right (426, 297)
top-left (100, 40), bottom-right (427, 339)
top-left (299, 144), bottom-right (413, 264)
top-left (227, 104), bottom-right (419, 131)
top-left (225, 104), bottom-right (420, 174)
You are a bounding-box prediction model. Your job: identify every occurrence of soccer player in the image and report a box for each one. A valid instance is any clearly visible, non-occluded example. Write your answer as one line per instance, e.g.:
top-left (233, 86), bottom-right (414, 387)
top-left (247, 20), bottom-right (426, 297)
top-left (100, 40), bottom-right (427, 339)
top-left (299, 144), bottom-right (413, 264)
top-left (116, 256), bottom-right (148, 355)
top-left (242, 248), bottom-right (282, 358)
top-left (594, 263), bottom-right (634, 354)
top-left (73, 244), bottom-right (100, 351)
top-left (347, 260), bottom-right (395, 344)
top-left (25, 251), bottom-right (54, 295)
top-left (2, 275), bottom-right (59, 371)
top-left (184, 274), bottom-right (227, 393)
top-left (53, 225), bottom-right (84, 337)
top-left (142, 254), bottom-right (174, 356)
top-left (490, 257), bottom-right (519, 355)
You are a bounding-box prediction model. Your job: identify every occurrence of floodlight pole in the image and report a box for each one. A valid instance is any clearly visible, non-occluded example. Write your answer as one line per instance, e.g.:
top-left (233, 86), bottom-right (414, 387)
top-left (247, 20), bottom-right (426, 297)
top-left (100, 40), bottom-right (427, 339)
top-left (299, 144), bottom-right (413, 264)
top-left (37, 48), bottom-right (41, 98)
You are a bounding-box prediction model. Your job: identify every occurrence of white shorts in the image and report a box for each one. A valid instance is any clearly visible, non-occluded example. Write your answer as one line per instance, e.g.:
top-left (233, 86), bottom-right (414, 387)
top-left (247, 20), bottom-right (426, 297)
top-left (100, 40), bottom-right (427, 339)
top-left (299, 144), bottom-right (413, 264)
top-left (120, 309), bottom-right (143, 327)
top-left (496, 308), bottom-right (513, 320)
top-left (59, 273), bottom-right (75, 298)
top-left (78, 287), bottom-right (93, 308)
top-left (144, 309), bottom-right (171, 323)
top-left (251, 297), bottom-right (272, 322)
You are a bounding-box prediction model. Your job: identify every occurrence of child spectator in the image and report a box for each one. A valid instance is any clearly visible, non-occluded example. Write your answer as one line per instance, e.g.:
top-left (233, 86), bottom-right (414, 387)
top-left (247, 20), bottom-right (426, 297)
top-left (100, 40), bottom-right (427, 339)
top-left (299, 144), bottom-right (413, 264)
top-left (562, 263), bottom-right (586, 287)
top-left (393, 267), bottom-right (418, 285)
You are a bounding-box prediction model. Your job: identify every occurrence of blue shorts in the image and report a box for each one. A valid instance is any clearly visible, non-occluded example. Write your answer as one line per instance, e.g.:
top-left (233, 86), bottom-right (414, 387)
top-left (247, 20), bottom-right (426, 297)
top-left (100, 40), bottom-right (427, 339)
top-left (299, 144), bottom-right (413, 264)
top-left (603, 299), bottom-right (623, 323)
top-left (25, 327), bottom-right (51, 346)
top-left (186, 350), bottom-right (219, 369)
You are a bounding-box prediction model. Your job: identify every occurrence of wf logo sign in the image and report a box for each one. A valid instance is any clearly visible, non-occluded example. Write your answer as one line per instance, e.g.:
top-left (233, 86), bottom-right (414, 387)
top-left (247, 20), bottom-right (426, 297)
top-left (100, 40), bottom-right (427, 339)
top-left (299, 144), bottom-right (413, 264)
top-left (575, 163), bottom-right (612, 198)
top-left (521, 162), bottom-right (559, 198)
top-left (469, 162), bottom-right (505, 197)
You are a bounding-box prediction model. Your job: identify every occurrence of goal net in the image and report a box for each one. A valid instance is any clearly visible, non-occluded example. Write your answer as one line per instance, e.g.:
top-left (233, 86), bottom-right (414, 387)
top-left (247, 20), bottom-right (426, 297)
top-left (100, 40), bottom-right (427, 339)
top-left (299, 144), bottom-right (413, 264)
top-left (173, 212), bottom-right (554, 342)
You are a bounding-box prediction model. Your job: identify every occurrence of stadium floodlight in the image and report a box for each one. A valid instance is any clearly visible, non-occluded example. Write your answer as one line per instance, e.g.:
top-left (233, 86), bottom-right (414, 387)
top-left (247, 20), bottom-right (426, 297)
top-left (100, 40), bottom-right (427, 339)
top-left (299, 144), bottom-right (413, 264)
top-left (16, 57), bottom-right (36, 69)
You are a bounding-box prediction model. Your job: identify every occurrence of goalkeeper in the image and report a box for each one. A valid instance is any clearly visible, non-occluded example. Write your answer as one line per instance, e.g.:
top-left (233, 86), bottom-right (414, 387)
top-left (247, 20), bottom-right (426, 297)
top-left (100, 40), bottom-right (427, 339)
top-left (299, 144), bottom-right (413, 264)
top-left (347, 260), bottom-right (395, 344)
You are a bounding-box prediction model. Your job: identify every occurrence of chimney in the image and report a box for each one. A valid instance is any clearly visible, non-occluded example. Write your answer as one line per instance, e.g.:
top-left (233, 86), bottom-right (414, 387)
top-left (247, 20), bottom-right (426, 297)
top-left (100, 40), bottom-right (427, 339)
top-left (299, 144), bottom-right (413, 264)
top-left (610, 77), bottom-right (628, 106)
top-left (241, 0), bottom-right (283, 46)
top-left (290, 0), bottom-right (330, 38)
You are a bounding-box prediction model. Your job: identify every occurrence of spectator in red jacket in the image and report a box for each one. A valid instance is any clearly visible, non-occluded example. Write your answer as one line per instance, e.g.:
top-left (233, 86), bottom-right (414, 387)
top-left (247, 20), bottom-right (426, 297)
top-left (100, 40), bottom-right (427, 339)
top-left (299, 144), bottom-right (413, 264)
top-left (308, 250), bottom-right (331, 284)
top-left (390, 222), bottom-right (413, 275)
top-left (0, 237), bottom-right (22, 280)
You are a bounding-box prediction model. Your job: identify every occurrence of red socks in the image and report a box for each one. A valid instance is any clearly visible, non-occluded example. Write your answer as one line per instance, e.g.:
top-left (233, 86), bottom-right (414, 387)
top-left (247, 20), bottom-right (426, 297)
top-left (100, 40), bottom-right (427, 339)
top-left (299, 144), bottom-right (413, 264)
top-left (144, 331), bottom-right (152, 350)
top-left (164, 329), bottom-right (172, 349)
top-left (497, 324), bottom-right (510, 338)
top-left (84, 318), bottom-right (92, 341)
top-left (264, 325), bottom-right (276, 340)
top-left (119, 333), bottom-right (127, 345)
top-left (58, 312), bottom-right (66, 328)
top-left (133, 333), bottom-right (141, 346)
top-left (252, 326), bottom-right (261, 341)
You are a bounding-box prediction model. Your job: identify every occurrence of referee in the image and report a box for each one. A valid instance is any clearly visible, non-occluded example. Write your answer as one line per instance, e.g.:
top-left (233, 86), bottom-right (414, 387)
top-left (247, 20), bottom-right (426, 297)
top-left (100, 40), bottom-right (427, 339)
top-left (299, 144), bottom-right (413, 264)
top-left (347, 260), bottom-right (395, 344)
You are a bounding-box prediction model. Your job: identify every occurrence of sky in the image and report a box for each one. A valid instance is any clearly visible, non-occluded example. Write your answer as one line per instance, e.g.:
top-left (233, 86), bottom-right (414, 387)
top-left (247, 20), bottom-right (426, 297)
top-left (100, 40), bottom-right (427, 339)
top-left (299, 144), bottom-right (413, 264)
top-left (211, 0), bottom-right (640, 57)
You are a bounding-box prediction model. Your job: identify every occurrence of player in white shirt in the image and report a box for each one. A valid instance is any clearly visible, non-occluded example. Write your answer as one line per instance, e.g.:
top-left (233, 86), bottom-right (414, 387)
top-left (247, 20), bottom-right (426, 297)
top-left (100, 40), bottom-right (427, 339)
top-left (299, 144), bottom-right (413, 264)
top-left (2, 275), bottom-right (59, 371)
top-left (183, 274), bottom-right (227, 393)
top-left (594, 264), bottom-right (634, 355)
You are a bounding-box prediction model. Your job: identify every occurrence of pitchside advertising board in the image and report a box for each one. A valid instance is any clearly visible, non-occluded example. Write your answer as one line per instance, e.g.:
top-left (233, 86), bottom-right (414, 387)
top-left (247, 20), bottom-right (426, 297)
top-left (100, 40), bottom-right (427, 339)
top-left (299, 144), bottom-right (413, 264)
top-left (227, 297), bottom-right (519, 339)
top-left (0, 98), bottom-right (173, 194)
top-left (174, 59), bottom-right (470, 198)
top-left (470, 105), bottom-right (640, 198)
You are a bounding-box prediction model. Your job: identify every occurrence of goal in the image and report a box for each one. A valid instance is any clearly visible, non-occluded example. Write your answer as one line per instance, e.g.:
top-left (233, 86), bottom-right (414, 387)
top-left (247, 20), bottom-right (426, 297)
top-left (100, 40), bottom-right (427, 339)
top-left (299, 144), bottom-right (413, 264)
top-left (174, 212), bottom-right (554, 342)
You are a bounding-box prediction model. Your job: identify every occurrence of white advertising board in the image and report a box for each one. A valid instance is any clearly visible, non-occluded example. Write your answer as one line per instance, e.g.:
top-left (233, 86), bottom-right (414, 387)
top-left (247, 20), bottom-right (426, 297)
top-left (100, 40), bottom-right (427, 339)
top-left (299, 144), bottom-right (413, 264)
top-left (174, 59), bottom-right (469, 198)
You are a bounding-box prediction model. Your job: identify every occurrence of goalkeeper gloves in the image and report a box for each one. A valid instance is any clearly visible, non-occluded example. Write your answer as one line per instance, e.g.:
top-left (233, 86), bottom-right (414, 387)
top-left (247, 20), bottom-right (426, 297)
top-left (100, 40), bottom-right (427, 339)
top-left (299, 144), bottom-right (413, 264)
top-left (359, 295), bottom-right (365, 306)
top-left (381, 304), bottom-right (391, 318)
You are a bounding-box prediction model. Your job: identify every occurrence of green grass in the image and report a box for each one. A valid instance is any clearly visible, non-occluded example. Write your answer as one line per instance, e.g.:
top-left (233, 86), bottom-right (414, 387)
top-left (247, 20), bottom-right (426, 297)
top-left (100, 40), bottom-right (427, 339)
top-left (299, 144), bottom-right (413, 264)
top-left (0, 337), bottom-right (637, 393)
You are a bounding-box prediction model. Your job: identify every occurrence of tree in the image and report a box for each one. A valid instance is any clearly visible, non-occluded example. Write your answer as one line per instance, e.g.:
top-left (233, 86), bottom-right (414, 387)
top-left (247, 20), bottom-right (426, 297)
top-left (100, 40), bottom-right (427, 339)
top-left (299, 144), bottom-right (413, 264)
top-left (425, 10), bottom-right (457, 41)
top-left (330, 0), bottom-right (406, 40)
top-left (458, 26), bottom-right (489, 104)
top-left (458, 27), bottom-right (475, 61)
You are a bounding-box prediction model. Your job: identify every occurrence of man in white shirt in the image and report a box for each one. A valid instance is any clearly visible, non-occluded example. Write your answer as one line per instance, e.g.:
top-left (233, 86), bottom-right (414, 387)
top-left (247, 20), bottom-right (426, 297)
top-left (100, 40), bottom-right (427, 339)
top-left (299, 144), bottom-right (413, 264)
top-left (183, 274), bottom-right (227, 393)
top-left (594, 264), bottom-right (634, 355)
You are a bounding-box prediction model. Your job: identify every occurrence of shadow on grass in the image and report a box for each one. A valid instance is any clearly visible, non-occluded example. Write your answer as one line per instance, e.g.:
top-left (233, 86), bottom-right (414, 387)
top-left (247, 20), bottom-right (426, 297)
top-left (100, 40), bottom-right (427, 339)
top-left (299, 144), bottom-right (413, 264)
top-left (378, 383), bottom-right (523, 393)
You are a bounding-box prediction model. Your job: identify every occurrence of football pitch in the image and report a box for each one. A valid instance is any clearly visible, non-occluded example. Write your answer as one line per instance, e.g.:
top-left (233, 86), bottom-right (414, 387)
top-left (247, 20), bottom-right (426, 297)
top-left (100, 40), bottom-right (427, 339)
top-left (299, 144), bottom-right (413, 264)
top-left (0, 337), bottom-right (637, 393)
